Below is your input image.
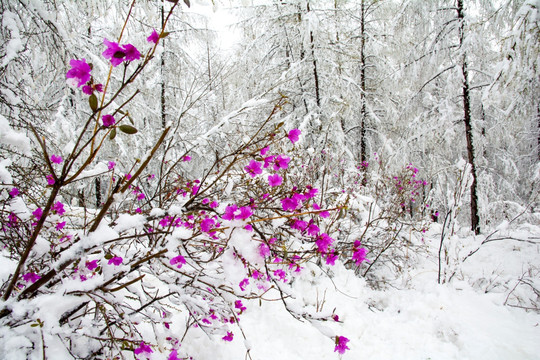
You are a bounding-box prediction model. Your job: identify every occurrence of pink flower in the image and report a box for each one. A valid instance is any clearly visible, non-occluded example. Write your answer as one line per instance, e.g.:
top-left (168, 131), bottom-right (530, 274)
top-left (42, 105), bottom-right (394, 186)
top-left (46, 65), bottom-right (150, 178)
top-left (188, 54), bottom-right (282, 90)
top-left (307, 223), bottom-right (320, 236)
top-left (200, 218), bottom-right (215, 232)
top-left (273, 155), bottom-right (290, 171)
top-left (326, 253), bottom-right (338, 266)
top-left (244, 159), bottom-right (262, 178)
top-left (182, 155), bottom-right (191, 162)
top-left (237, 206), bottom-right (252, 220)
top-left (334, 336), bottom-right (350, 354)
top-left (315, 233), bottom-right (334, 254)
top-left (56, 221), bottom-right (66, 231)
top-left (108, 161), bottom-right (116, 170)
top-left (22, 272), bottom-right (40, 283)
top-left (134, 342), bottom-right (153, 356)
top-left (235, 300), bottom-right (247, 313)
top-left (222, 331), bottom-right (234, 342)
top-left (170, 255), bottom-right (186, 269)
top-left (32, 208), bottom-right (43, 220)
top-left (123, 44), bottom-right (140, 62)
top-left (273, 269), bottom-right (287, 282)
top-left (260, 146), bottom-right (270, 155)
top-left (147, 29), bottom-right (159, 44)
top-left (304, 186), bottom-right (318, 198)
top-left (168, 349), bottom-right (181, 360)
top-left (9, 187), bottom-right (19, 197)
top-left (108, 256), bottom-right (123, 266)
top-left (222, 205), bottom-right (237, 221)
top-left (102, 114), bottom-right (115, 127)
top-left (259, 243), bottom-right (270, 258)
top-left (137, 193), bottom-right (145, 200)
top-left (263, 155), bottom-right (275, 168)
top-left (50, 154), bottom-right (63, 164)
top-left (82, 83), bottom-right (104, 95)
top-left (210, 201), bottom-right (219, 208)
top-left (239, 278), bottom-right (249, 291)
top-left (287, 128), bottom-right (301, 144)
top-left (46, 174), bottom-right (55, 185)
top-left (66, 58), bottom-right (91, 87)
top-left (280, 197), bottom-right (299, 212)
top-left (352, 247), bottom-right (368, 266)
top-left (52, 201), bottom-right (65, 215)
top-left (86, 260), bottom-right (98, 271)
top-left (268, 173), bottom-right (283, 187)
top-left (102, 39), bottom-right (126, 67)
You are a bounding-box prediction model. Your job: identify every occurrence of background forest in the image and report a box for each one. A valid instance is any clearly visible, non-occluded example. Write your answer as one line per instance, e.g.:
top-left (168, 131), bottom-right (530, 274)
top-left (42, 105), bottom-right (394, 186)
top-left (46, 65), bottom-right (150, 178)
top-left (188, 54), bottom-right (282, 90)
top-left (0, 0), bottom-right (539, 359)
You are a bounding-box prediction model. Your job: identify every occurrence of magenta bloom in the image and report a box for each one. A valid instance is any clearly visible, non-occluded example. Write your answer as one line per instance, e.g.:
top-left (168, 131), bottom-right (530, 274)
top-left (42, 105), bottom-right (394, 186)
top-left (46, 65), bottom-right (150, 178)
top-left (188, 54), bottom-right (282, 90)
top-left (239, 278), bottom-right (249, 291)
top-left (200, 218), bottom-right (215, 232)
top-left (263, 155), bottom-right (275, 169)
top-left (56, 221), bottom-right (66, 231)
top-left (268, 173), bottom-right (283, 187)
top-left (326, 253), bottom-right (338, 266)
top-left (237, 206), bottom-right (252, 220)
top-left (287, 128), bottom-right (301, 144)
top-left (102, 114), bottom-right (115, 127)
top-left (316, 233), bottom-right (334, 254)
top-left (222, 331), bottom-right (234, 342)
top-left (334, 336), bottom-right (350, 354)
top-left (86, 260), bottom-right (98, 271)
top-left (134, 342), bottom-right (153, 355)
top-left (307, 223), bottom-right (320, 236)
top-left (170, 255), bottom-right (186, 269)
top-left (107, 161), bottom-right (116, 170)
top-left (222, 205), bottom-right (237, 221)
top-left (235, 300), bottom-right (247, 313)
top-left (260, 146), bottom-right (270, 156)
top-left (168, 350), bottom-right (181, 360)
top-left (102, 39), bottom-right (125, 67)
top-left (123, 44), bottom-right (141, 62)
top-left (9, 187), bottom-right (19, 197)
top-left (22, 272), bottom-right (41, 283)
top-left (32, 207), bottom-right (43, 220)
top-left (50, 154), bottom-right (63, 164)
top-left (244, 159), bottom-right (262, 178)
top-left (273, 269), bottom-right (287, 282)
top-left (52, 201), bottom-right (65, 215)
top-left (259, 243), bottom-right (270, 258)
top-left (352, 247), bottom-right (368, 266)
top-left (66, 58), bottom-right (91, 87)
top-left (182, 155), bottom-right (191, 162)
top-left (82, 83), bottom-right (104, 95)
top-left (147, 29), bottom-right (159, 44)
top-left (273, 155), bottom-right (290, 171)
top-left (281, 197), bottom-right (299, 212)
top-left (108, 256), bottom-right (123, 266)
top-left (46, 174), bottom-right (55, 185)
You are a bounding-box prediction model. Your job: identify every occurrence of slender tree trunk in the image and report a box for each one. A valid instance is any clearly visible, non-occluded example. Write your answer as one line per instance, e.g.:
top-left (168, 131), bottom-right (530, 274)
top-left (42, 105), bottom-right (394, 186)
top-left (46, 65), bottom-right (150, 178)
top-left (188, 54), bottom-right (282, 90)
top-left (161, 5), bottom-right (166, 129)
top-left (306, 1), bottom-right (320, 109)
top-left (537, 102), bottom-right (540, 161)
top-left (457, 0), bottom-right (480, 234)
top-left (360, 0), bottom-right (367, 165)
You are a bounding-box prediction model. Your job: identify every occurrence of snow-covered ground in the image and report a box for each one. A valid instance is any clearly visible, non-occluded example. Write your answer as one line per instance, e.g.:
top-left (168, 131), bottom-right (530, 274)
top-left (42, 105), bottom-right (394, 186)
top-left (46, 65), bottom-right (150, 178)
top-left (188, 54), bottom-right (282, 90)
top-left (179, 222), bottom-right (540, 359)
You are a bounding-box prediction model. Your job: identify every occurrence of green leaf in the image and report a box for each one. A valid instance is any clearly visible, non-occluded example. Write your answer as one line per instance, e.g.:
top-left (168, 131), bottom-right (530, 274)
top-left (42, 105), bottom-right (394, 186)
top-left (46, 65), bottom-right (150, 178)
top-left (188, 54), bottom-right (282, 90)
top-left (89, 94), bottom-right (98, 112)
top-left (104, 253), bottom-right (113, 260)
top-left (119, 124), bottom-right (138, 135)
top-left (160, 31), bottom-right (170, 39)
top-left (109, 127), bottom-right (116, 140)
top-left (30, 323), bottom-right (39, 327)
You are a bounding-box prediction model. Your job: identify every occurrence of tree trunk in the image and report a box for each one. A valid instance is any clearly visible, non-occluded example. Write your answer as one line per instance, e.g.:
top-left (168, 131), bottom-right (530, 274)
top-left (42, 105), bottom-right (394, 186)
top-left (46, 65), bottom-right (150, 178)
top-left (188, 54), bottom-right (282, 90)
top-left (360, 0), bottom-right (367, 165)
top-left (457, 0), bottom-right (480, 234)
top-left (161, 5), bottom-right (166, 129)
top-left (307, 1), bottom-right (320, 109)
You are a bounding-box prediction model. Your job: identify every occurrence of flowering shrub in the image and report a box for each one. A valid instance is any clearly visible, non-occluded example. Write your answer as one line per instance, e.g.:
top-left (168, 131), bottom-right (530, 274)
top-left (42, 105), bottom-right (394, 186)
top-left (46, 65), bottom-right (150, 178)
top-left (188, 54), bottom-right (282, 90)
top-left (0, 3), bottom-right (362, 359)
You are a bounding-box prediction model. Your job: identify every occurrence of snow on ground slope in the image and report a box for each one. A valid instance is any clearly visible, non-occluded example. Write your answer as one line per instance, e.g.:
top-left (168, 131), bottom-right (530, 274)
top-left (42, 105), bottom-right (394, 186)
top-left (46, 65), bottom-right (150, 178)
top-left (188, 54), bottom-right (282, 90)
top-left (182, 222), bottom-right (540, 359)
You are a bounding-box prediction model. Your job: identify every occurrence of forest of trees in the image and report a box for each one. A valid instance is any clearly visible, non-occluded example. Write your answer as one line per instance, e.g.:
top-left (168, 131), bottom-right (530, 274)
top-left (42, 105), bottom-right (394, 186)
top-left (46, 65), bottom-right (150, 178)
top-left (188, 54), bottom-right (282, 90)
top-left (0, 0), bottom-right (538, 359)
